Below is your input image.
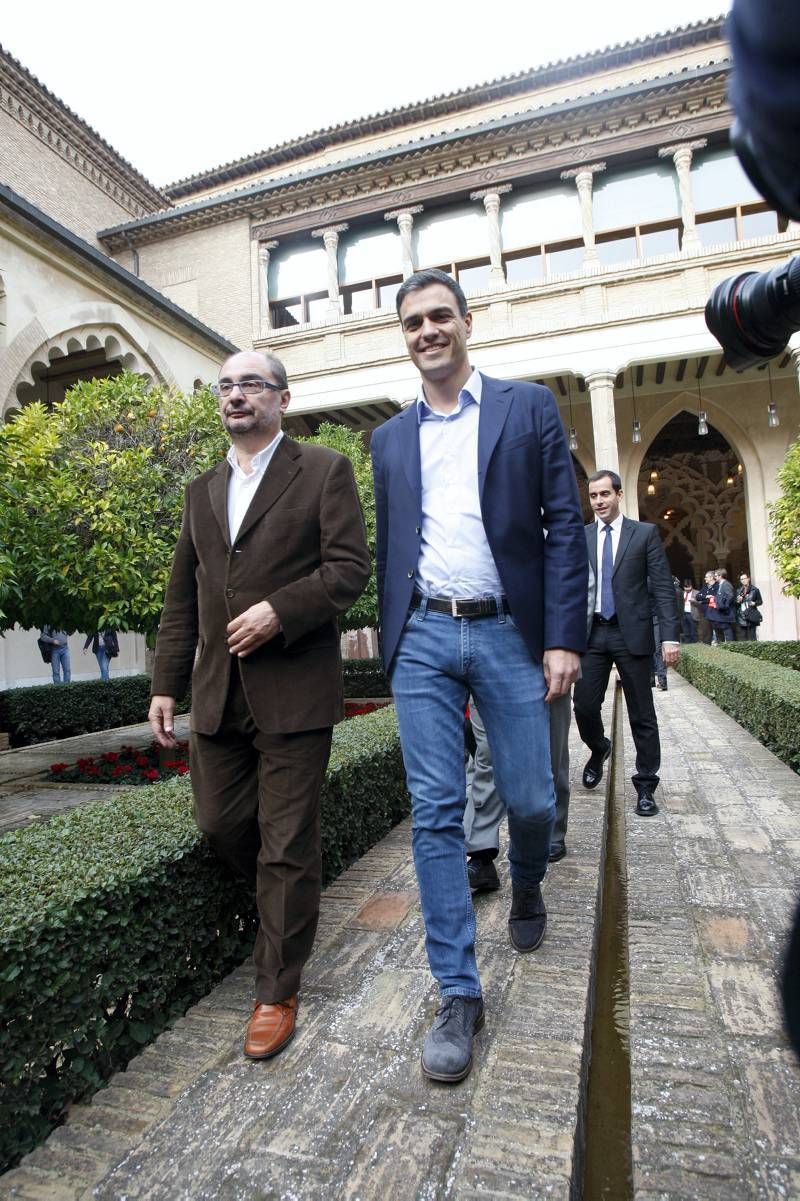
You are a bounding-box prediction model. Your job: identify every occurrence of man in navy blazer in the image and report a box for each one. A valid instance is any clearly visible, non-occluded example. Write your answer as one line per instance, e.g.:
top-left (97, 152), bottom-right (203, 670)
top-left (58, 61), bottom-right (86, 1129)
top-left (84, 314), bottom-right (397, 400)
top-left (371, 269), bottom-right (587, 1083)
top-left (573, 469), bottom-right (680, 816)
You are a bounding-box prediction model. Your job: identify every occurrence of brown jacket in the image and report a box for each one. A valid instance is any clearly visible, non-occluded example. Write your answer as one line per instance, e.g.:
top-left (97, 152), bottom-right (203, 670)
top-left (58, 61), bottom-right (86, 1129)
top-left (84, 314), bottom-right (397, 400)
top-left (151, 436), bottom-right (370, 735)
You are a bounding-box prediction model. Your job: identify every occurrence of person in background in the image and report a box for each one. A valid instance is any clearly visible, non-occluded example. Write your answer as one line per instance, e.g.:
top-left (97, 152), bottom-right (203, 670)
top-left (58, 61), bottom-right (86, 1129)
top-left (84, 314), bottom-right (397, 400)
top-left (696, 570), bottom-right (716, 645)
top-left (681, 579), bottom-right (699, 644)
top-left (83, 630), bottom-right (118, 680)
top-left (707, 568), bottom-right (736, 644)
top-left (40, 626), bottom-right (71, 683)
top-left (735, 572), bottom-right (763, 641)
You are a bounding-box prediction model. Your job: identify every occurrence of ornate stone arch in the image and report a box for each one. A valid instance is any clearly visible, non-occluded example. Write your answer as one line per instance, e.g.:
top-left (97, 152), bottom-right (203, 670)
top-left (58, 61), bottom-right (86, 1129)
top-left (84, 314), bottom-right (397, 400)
top-left (0, 302), bottom-right (177, 418)
top-left (622, 390), bottom-right (772, 589)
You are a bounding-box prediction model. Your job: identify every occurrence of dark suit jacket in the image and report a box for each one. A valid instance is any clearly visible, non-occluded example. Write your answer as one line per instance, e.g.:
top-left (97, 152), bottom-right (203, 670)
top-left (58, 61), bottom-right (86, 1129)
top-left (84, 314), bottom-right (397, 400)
top-left (585, 516), bottom-right (679, 655)
top-left (370, 373), bottom-right (588, 672)
top-left (151, 436), bottom-right (370, 735)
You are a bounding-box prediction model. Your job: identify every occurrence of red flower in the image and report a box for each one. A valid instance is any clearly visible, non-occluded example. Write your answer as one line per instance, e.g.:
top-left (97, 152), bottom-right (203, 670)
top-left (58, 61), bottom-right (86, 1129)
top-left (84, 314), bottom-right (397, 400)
top-left (50, 762), bottom-right (68, 772)
top-left (135, 756), bottom-right (149, 768)
top-left (102, 751), bottom-right (120, 763)
top-left (142, 768), bottom-right (160, 781)
top-left (77, 757), bottom-right (94, 769)
top-left (176, 764), bottom-right (189, 775)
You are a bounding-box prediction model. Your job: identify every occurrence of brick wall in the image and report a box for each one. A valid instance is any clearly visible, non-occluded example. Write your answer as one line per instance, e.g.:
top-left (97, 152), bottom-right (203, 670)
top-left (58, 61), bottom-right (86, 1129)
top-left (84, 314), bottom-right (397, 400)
top-left (0, 108), bottom-right (139, 246)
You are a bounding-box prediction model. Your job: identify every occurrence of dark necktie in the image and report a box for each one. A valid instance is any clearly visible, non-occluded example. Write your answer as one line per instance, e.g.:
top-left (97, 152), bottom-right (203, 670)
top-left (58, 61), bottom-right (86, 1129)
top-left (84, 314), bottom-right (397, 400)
top-left (601, 523), bottom-right (615, 619)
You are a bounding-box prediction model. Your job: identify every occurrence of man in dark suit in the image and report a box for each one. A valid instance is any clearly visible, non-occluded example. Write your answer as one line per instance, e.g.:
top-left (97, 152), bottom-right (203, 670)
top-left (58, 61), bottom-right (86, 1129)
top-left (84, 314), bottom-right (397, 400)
top-left (371, 269), bottom-right (587, 1083)
top-left (573, 469), bottom-right (679, 816)
top-left (148, 350), bottom-right (370, 1062)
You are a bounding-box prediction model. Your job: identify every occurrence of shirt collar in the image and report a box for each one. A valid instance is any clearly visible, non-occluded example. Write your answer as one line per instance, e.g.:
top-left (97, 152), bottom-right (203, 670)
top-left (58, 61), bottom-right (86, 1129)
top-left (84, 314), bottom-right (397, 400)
top-left (595, 511), bottom-right (624, 532)
top-left (226, 430), bottom-right (283, 479)
top-left (415, 367), bottom-right (482, 423)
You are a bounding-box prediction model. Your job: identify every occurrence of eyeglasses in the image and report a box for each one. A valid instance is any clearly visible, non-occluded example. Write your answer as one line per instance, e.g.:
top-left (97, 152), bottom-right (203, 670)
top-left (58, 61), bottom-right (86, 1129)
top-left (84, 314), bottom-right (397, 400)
top-left (212, 380), bottom-right (283, 398)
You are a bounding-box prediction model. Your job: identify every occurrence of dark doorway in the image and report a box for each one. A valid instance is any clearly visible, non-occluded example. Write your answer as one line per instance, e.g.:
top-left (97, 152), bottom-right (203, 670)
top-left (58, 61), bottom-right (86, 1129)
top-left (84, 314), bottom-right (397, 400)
top-left (637, 411), bottom-right (749, 586)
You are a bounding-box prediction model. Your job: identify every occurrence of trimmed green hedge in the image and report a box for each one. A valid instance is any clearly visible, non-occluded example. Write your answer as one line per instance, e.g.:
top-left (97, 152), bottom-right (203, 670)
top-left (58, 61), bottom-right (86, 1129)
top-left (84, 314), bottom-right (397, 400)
top-left (719, 640), bottom-right (800, 672)
top-left (0, 661), bottom-right (388, 747)
top-left (676, 644), bottom-right (800, 771)
top-left (0, 705), bottom-right (406, 1172)
top-left (0, 676), bottom-right (190, 748)
top-left (341, 657), bottom-right (390, 698)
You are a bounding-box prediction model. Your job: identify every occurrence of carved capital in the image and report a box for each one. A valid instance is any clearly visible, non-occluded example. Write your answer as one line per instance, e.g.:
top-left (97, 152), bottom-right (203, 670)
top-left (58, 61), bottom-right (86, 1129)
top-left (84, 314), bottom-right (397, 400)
top-left (469, 184), bottom-right (512, 202)
top-left (384, 205), bottom-right (424, 222)
top-left (257, 239), bottom-right (279, 262)
top-left (311, 223), bottom-right (349, 240)
top-left (560, 162), bottom-right (606, 181)
top-left (658, 138), bottom-right (708, 163)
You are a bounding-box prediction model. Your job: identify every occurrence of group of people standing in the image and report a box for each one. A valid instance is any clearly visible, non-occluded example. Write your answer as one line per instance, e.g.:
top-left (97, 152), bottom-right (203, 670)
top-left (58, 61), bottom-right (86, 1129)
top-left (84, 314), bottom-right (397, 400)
top-left (148, 267), bottom-right (685, 1085)
top-left (680, 570), bottom-right (763, 644)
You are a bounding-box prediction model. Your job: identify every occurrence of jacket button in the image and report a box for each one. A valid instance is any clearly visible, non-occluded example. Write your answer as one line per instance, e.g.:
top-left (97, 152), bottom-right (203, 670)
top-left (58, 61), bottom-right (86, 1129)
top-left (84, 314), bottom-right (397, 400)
top-left (225, 587), bottom-right (235, 598)
top-left (407, 570), bottom-right (413, 578)
top-left (415, 526), bottom-right (421, 534)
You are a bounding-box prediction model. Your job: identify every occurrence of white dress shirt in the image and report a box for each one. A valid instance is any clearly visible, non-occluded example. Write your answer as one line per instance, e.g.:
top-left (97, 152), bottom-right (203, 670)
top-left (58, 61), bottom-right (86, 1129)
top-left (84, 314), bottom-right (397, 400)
top-left (414, 368), bottom-right (504, 599)
top-left (593, 512), bottom-right (624, 614)
top-left (226, 431), bottom-right (283, 543)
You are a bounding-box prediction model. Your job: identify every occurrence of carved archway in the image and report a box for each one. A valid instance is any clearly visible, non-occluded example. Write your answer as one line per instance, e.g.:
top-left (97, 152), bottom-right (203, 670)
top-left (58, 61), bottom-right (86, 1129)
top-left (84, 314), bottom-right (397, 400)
top-left (636, 410), bottom-right (749, 584)
top-left (0, 304), bottom-right (176, 418)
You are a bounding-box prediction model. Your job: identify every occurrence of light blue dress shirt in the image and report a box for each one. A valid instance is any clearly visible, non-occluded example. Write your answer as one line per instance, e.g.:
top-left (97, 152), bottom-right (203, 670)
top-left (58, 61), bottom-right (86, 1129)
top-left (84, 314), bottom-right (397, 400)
top-left (414, 368), bottom-right (504, 599)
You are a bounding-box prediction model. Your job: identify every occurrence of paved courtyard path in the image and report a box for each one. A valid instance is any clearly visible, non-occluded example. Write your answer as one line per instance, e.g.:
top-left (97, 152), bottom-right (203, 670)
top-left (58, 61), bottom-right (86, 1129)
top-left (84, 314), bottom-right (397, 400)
top-left (1, 674), bottom-right (799, 1199)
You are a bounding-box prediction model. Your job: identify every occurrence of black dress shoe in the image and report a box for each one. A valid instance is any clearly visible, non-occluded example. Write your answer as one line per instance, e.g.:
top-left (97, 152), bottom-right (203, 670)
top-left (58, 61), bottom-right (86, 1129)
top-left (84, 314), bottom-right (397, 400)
top-left (467, 856), bottom-right (500, 894)
top-left (548, 843), bottom-right (567, 863)
top-left (508, 882), bottom-right (547, 953)
top-left (421, 995), bottom-right (485, 1082)
top-left (582, 739), bottom-right (611, 789)
top-left (635, 789), bottom-right (659, 816)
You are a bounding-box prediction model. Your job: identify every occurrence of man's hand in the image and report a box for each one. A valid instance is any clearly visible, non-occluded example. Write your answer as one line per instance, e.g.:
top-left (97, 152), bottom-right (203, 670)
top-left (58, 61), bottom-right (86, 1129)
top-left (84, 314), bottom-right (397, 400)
top-left (662, 642), bottom-right (680, 668)
top-left (149, 695), bottom-right (177, 748)
top-left (226, 600), bottom-right (281, 658)
top-left (543, 648), bottom-right (580, 702)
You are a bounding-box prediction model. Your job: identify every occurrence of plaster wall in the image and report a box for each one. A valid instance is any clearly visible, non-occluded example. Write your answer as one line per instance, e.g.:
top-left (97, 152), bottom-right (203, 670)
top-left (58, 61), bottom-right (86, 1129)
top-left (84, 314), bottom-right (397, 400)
top-left (0, 222), bottom-right (224, 411)
top-left (0, 628), bottom-right (146, 691)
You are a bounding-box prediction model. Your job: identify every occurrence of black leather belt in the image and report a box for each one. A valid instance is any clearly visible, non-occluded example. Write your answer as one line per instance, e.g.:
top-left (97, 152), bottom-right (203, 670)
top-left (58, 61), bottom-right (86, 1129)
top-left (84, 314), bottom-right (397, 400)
top-left (593, 613), bottom-right (618, 625)
top-left (411, 590), bottom-right (511, 618)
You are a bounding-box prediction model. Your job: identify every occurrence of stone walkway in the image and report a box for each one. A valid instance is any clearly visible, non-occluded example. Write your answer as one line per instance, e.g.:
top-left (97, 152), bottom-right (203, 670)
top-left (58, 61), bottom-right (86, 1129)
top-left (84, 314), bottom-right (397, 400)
top-left (0, 716), bottom-right (190, 832)
top-left (1, 675), bottom-right (799, 1199)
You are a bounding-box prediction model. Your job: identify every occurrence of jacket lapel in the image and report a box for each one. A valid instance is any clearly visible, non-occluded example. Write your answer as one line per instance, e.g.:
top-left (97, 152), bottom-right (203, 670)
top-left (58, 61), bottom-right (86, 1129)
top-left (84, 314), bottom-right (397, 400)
top-left (613, 517), bottom-right (635, 576)
top-left (586, 523), bottom-right (597, 574)
top-left (208, 462), bottom-right (231, 549)
top-left (395, 404), bottom-right (422, 502)
top-left (234, 436), bottom-right (301, 545)
top-left (477, 375), bottom-right (512, 499)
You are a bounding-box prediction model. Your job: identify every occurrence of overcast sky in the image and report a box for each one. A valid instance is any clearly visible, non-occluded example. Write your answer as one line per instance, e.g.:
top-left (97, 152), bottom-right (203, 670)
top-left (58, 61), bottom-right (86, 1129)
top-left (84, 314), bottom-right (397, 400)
top-left (1, 1), bottom-right (730, 188)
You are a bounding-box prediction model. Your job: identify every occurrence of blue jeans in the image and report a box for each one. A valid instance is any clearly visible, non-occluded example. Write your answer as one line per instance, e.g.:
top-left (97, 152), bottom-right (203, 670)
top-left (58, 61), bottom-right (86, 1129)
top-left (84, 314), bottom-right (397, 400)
top-left (94, 648), bottom-right (110, 680)
top-left (51, 644), bottom-right (71, 683)
top-left (390, 602), bottom-right (554, 998)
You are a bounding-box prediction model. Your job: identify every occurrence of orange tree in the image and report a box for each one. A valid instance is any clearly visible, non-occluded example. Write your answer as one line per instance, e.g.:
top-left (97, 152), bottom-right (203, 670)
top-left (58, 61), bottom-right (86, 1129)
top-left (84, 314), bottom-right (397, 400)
top-left (0, 372), bottom-right (376, 638)
top-left (769, 435), bottom-right (800, 598)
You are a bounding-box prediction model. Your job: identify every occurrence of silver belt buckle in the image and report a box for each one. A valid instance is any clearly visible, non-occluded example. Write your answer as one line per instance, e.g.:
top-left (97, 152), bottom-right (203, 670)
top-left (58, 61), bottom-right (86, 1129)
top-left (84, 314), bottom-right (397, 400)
top-left (451, 597), bottom-right (459, 617)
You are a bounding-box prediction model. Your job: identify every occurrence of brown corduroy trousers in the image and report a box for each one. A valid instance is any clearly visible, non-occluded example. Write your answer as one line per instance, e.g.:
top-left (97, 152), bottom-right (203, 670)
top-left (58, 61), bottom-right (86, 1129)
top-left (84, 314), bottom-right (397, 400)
top-left (190, 672), bottom-right (332, 1004)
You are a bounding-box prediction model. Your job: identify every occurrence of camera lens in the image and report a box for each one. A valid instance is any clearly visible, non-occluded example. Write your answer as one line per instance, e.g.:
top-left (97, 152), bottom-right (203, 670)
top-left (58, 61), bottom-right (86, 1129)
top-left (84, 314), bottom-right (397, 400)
top-left (705, 256), bottom-right (800, 370)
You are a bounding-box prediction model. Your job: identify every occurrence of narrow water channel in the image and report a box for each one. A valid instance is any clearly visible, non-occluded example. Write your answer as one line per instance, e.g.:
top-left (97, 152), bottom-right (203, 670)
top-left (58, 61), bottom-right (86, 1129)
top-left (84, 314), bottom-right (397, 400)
top-left (582, 697), bottom-right (633, 1200)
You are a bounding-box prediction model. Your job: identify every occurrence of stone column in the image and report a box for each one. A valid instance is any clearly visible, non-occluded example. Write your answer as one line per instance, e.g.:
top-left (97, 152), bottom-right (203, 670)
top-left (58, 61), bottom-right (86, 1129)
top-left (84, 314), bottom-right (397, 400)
top-left (470, 185), bottom-right (512, 288)
top-left (585, 370), bottom-right (620, 474)
top-left (658, 139), bottom-right (707, 255)
top-left (384, 206), bottom-right (424, 278)
top-left (257, 239), bottom-right (278, 336)
top-left (561, 163), bottom-right (606, 268)
top-left (311, 223), bottom-right (348, 316)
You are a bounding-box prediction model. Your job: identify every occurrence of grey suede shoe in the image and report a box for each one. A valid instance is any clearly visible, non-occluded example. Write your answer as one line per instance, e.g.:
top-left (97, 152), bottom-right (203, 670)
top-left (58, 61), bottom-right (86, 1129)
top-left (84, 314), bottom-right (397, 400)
top-left (508, 882), bottom-right (547, 953)
top-left (421, 995), bottom-right (485, 1083)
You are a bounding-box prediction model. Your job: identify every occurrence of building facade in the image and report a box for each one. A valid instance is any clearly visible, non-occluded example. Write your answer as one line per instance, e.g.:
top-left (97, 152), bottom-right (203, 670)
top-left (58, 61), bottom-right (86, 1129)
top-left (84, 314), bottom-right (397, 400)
top-left (2, 17), bottom-right (799, 687)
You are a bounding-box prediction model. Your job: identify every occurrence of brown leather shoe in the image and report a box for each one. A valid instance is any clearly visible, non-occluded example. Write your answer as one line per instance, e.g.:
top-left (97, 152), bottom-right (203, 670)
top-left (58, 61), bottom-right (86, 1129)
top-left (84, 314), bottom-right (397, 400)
top-left (244, 996), bottom-right (298, 1060)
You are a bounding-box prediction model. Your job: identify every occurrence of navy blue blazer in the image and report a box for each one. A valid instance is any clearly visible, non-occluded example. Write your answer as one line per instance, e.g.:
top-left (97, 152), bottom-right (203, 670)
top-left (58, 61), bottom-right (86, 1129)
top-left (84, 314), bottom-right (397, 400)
top-left (370, 373), bottom-right (589, 672)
